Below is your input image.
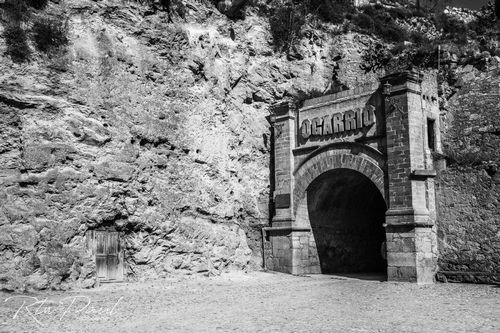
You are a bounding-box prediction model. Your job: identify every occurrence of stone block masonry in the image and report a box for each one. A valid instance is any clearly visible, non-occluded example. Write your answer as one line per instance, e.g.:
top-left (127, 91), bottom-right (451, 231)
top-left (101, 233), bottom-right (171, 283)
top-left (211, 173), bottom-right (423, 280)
top-left (434, 67), bottom-right (500, 284)
top-left (267, 71), bottom-right (441, 283)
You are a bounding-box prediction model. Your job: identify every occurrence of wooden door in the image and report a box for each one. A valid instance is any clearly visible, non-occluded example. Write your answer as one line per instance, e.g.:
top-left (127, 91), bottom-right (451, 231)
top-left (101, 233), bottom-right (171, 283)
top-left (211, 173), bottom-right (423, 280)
top-left (95, 230), bottom-right (123, 281)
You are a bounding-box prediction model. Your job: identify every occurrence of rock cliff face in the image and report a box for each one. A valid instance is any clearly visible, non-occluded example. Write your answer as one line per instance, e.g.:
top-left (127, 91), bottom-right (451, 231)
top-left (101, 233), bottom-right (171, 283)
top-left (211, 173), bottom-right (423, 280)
top-left (0, 0), bottom-right (376, 290)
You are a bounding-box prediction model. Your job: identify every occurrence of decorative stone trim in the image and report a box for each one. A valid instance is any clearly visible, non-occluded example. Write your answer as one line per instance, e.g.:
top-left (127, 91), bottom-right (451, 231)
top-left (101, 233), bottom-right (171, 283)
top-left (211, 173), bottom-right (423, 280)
top-left (411, 169), bottom-right (437, 179)
top-left (293, 150), bottom-right (386, 212)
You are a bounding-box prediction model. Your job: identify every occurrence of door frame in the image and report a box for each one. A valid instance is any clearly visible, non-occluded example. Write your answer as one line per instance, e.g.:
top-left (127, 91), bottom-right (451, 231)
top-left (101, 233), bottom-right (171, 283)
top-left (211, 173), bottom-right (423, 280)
top-left (86, 227), bottom-right (125, 282)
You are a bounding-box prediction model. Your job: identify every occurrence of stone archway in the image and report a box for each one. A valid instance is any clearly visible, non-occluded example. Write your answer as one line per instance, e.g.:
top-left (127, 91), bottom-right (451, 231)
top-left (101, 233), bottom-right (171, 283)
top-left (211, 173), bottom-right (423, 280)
top-left (266, 72), bottom-right (440, 283)
top-left (306, 168), bottom-right (387, 274)
top-left (291, 147), bottom-right (388, 276)
top-left (293, 144), bottom-right (386, 213)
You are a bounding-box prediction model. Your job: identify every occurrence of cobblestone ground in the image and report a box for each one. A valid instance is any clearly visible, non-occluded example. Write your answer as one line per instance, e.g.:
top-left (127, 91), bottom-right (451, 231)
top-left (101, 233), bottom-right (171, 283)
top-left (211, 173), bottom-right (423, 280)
top-left (1, 272), bottom-right (499, 332)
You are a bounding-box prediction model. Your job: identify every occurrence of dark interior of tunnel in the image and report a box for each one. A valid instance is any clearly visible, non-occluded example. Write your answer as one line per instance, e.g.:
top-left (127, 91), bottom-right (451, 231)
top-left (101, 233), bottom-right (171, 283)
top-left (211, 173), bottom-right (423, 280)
top-left (307, 168), bottom-right (387, 275)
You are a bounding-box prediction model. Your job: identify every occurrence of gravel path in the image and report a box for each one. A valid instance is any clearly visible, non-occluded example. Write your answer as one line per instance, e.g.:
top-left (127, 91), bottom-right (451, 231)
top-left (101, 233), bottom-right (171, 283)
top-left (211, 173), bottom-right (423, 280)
top-left (1, 272), bottom-right (499, 332)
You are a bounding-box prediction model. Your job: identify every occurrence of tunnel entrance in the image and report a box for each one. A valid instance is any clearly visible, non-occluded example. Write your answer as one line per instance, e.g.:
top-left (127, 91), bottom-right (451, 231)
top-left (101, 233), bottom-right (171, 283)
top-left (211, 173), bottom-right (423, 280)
top-left (307, 168), bottom-right (387, 275)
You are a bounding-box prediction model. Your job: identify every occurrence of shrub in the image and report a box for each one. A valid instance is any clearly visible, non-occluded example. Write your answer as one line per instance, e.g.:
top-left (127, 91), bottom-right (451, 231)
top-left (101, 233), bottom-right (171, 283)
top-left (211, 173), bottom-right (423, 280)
top-left (409, 31), bottom-right (430, 46)
top-left (3, 0), bottom-right (47, 23)
top-left (4, 24), bottom-right (31, 63)
top-left (351, 5), bottom-right (409, 43)
top-left (433, 13), bottom-right (468, 45)
top-left (389, 43), bottom-right (407, 57)
top-left (269, 0), bottom-right (357, 52)
top-left (32, 15), bottom-right (69, 53)
top-left (269, 2), bottom-right (306, 52)
top-left (353, 12), bottom-right (374, 30)
top-left (386, 6), bottom-right (413, 19)
top-left (3, 0), bottom-right (30, 22)
top-left (304, 0), bottom-right (354, 24)
top-left (469, 2), bottom-right (497, 37)
top-left (26, 0), bottom-right (49, 10)
top-left (360, 42), bottom-right (391, 73)
top-left (361, 40), bottom-right (441, 74)
top-left (434, 13), bottom-right (467, 35)
top-left (411, 43), bottom-right (439, 68)
top-left (377, 24), bottom-right (408, 43)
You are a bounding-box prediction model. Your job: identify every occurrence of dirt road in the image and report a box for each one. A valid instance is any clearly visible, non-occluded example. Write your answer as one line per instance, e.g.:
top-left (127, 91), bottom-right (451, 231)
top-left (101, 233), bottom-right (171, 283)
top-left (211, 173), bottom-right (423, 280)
top-left (1, 272), bottom-right (499, 332)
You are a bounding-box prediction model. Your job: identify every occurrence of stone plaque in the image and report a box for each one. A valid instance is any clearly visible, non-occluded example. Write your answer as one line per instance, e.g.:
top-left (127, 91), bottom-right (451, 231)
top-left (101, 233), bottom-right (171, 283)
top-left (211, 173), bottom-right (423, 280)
top-left (275, 193), bottom-right (291, 208)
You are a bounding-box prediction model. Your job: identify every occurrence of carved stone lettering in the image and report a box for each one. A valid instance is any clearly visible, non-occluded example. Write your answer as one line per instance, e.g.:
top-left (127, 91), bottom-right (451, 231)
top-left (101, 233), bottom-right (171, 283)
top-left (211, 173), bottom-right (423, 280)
top-left (355, 107), bottom-right (363, 129)
top-left (362, 105), bottom-right (375, 126)
top-left (344, 110), bottom-right (356, 131)
top-left (312, 117), bottom-right (322, 136)
top-left (332, 113), bottom-right (344, 133)
top-left (322, 115), bottom-right (333, 135)
top-left (301, 119), bottom-right (311, 139)
top-left (300, 104), bottom-right (376, 140)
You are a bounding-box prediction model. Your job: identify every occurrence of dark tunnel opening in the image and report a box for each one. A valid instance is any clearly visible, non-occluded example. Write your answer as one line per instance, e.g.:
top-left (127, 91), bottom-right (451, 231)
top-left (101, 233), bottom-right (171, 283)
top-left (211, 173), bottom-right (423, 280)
top-left (307, 168), bottom-right (387, 276)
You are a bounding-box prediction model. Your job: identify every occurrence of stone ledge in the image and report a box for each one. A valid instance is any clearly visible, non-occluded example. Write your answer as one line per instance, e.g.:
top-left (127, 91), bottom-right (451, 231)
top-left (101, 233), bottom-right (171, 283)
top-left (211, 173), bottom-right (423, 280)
top-left (385, 221), bottom-right (434, 227)
top-left (385, 207), bottom-right (434, 227)
top-left (273, 114), bottom-right (296, 122)
top-left (354, 134), bottom-right (386, 143)
top-left (300, 83), bottom-right (379, 110)
top-left (292, 145), bottom-right (320, 155)
top-left (263, 226), bottom-right (311, 233)
top-left (386, 207), bottom-right (429, 216)
top-left (411, 169), bottom-right (437, 179)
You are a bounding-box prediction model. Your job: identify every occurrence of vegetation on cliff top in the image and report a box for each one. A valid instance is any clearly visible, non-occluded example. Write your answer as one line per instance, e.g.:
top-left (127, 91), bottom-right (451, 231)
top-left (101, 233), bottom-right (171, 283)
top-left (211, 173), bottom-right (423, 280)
top-left (1, 0), bottom-right (68, 62)
top-left (265, 1), bottom-right (498, 73)
top-left (3, 0), bottom-right (498, 72)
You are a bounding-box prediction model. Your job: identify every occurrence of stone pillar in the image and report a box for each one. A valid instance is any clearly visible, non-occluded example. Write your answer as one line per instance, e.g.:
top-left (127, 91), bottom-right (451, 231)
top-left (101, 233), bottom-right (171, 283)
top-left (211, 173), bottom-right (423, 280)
top-left (381, 71), bottom-right (438, 283)
top-left (266, 101), bottom-right (297, 273)
top-left (268, 101), bottom-right (296, 225)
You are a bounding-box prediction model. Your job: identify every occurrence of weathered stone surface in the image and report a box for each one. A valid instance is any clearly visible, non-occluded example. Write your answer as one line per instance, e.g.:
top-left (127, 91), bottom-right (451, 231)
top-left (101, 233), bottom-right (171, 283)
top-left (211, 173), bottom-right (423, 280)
top-left (93, 160), bottom-right (135, 182)
top-left (1, 0), bottom-right (303, 290)
top-left (0, 225), bottom-right (38, 251)
top-left (436, 67), bottom-right (500, 284)
top-left (22, 144), bottom-right (77, 171)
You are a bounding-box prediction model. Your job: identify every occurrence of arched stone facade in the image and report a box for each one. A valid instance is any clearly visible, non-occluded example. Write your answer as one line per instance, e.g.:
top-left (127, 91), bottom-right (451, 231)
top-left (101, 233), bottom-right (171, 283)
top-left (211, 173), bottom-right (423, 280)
top-left (293, 144), bottom-right (386, 209)
top-left (264, 71), bottom-right (441, 283)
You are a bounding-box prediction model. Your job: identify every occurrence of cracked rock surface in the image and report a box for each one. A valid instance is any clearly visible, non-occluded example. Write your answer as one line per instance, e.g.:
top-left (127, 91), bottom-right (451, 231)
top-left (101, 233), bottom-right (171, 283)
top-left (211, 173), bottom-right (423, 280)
top-left (0, 0), bottom-right (376, 290)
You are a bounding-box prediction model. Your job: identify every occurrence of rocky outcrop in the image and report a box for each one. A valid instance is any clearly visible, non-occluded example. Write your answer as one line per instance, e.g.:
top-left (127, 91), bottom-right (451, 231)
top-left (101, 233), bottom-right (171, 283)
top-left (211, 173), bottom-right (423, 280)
top-left (0, 0), bottom-right (376, 291)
